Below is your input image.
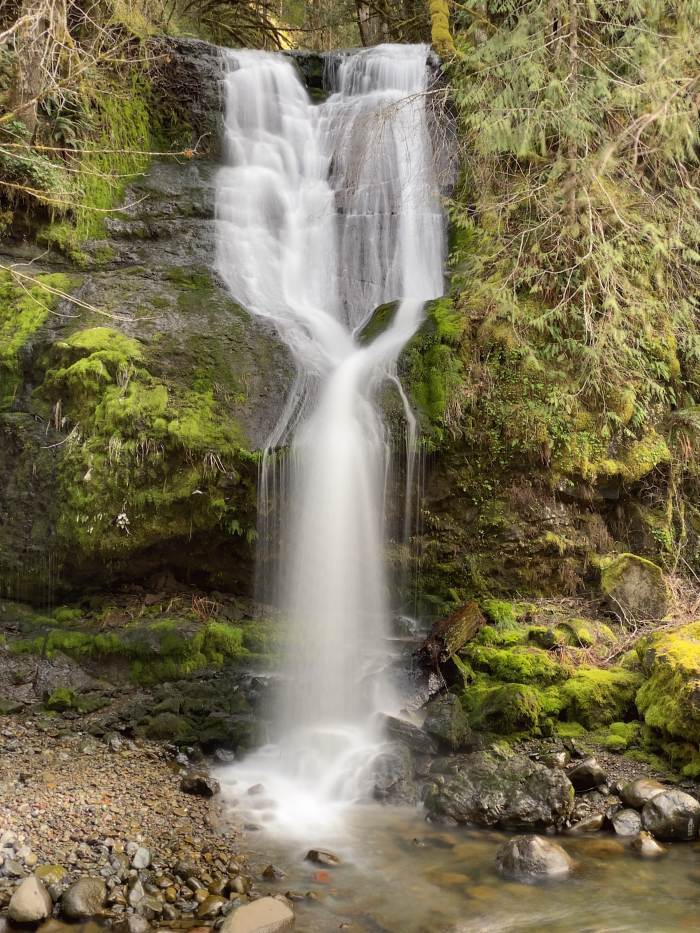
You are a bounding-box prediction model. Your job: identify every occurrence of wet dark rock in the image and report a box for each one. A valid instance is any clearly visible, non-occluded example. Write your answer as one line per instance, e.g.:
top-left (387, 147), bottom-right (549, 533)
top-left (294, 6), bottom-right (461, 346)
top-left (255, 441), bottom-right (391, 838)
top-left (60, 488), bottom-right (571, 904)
top-left (378, 714), bottom-right (438, 755)
top-left (180, 771), bottom-right (220, 797)
top-left (632, 831), bottom-right (666, 857)
top-left (567, 813), bottom-right (604, 834)
top-left (543, 751), bottom-right (569, 769)
top-left (197, 894), bottom-right (227, 919)
top-left (611, 808), bottom-right (642, 837)
top-left (620, 778), bottom-right (666, 809)
top-left (61, 877), bottom-right (107, 919)
top-left (8, 876), bottom-right (52, 923)
top-left (262, 865), bottom-right (286, 880)
top-left (305, 849), bottom-right (340, 867)
top-left (641, 789), bottom-right (700, 841)
top-left (370, 742), bottom-right (418, 806)
top-left (424, 751), bottom-right (574, 829)
top-left (495, 835), bottom-right (574, 881)
top-left (422, 694), bottom-right (470, 751)
top-left (567, 758), bottom-right (607, 792)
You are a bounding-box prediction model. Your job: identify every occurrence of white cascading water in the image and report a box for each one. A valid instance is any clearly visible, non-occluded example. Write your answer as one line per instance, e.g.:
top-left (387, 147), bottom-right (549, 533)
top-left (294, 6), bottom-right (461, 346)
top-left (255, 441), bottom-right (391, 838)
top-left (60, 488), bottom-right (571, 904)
top-left (215, 44), bottom-right (444, 837)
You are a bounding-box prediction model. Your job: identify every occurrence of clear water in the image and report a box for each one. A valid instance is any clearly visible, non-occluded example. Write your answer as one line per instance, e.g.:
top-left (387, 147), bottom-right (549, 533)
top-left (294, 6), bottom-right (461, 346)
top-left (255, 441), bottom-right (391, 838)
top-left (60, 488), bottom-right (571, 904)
top-left (215, 44), bottom-right (444, 837)
top-left (224, 806), bottom-right (700, 932)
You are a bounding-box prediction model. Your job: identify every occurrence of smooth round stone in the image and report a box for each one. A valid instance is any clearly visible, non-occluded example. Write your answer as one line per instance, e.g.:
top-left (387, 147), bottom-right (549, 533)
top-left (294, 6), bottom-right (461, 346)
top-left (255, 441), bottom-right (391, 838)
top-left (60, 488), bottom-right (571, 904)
top-left (8, 876), bottom-right (52, 923)
top-left (567, 758), bottom-right (607, 792)
top-left (220, 896), bottom-right (294, 933)
top-left (620, 778), bottom-right (666, 810)
top-left (611, 808), bottom-right (642, 837)
top-left (641, 789), bottom-right (700, 841)
top-left (495, 835), bottom-right (574, 881)
top-left (61, 878), bottom-right (107, 920)
top-left (632, 831), bottom-right (666, 858)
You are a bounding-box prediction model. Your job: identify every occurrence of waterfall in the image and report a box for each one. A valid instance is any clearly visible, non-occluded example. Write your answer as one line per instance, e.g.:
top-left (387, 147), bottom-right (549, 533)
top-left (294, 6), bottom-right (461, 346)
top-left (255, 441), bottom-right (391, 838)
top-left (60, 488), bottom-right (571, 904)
top-left (215, 44), bottom-right (444, 836)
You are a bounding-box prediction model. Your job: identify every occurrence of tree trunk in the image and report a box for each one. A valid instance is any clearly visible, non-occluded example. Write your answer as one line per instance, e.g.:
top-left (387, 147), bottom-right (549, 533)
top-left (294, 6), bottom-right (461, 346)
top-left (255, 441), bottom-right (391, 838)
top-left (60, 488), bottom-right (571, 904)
top-left (416, 600), bottom-right (485, 670)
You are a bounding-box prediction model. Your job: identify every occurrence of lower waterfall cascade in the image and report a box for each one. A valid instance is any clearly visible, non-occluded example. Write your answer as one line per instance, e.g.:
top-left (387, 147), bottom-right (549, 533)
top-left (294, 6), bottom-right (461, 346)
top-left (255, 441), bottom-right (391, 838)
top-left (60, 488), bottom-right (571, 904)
top-left (215, 43), bottom-right (444, 837)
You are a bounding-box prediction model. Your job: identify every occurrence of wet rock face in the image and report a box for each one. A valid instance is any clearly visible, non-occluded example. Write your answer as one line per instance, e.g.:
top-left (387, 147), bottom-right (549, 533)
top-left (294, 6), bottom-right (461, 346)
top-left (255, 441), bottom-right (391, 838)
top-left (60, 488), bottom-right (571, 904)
top-left (423, 751), bottom-right (575, 829)
top-left (0, 38), bottom-right (293, 601)
top-left (641, 789), bottom-right (700, 841)
top-left (370, 742), bottom-right (419, 806)
top-left (495, 835), bottom-right (574, 881)
top-left (422, 693), bottom-right (471, 752)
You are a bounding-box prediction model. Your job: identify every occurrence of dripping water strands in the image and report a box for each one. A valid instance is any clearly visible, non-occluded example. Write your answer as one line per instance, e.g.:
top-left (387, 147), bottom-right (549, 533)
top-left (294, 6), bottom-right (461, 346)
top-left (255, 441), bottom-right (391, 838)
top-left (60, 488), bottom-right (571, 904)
top-left (215, 44), bottom-right (444, 838)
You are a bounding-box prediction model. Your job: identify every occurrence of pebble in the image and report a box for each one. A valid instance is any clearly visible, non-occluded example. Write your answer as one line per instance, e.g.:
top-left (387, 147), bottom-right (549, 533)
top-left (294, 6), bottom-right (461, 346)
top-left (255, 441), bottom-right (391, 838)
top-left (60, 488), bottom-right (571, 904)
top-left (8, 875), bottom-right (52, 923)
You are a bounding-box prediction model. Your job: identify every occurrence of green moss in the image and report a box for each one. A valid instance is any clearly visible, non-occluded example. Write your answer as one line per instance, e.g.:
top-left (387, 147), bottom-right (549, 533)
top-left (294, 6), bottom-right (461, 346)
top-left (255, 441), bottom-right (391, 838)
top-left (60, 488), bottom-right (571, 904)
top-left (52, 606), bottom-right (83, 625)
top-left (45, 688), bottom-right (77, 711)
top-left (0, 271), bottom-right (73, 407)
top-left (481, 599), bottom-right (520, 627)
top-left (636, 622), bottom-right (700, 761)
top-left (560, 667), bottom-right (641, 728)
top-left (555, 721), bottom-right (588, 738)
top-left (463, 644), bottom-right (564, 686)
top-left (463, 681), bottom-right (541, 734)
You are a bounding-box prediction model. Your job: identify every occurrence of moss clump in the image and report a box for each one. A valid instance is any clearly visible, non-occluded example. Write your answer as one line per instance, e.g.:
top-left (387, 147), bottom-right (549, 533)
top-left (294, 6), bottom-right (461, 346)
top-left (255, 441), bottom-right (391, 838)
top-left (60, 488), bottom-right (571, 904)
top-left (559, 667), bottom-right (641, 728)
top-left (39, 324), bottom-right (253, 562)
top-left (45, 687), bottom-right (77, 711)
top-left (463, 682), bottom-right (541, 734)
top-left (12, 617), bottom-right (249, 685)
top-left (481, 599), bottom-right (520, 627)
top-left (145, 712), bottom-right (196, 743)
top-left (636, 622), bottom-right (700, 759)
top-left (463, 644), bottom-right (564, 687)
top-left (0, 271), bottom-right (73, 407)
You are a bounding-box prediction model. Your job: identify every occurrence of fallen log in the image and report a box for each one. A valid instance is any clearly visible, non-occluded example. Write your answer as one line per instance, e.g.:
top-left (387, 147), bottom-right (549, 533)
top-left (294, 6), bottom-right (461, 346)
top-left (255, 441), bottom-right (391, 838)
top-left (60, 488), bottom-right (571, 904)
top-left (416, 600), bottom-right (485, 672)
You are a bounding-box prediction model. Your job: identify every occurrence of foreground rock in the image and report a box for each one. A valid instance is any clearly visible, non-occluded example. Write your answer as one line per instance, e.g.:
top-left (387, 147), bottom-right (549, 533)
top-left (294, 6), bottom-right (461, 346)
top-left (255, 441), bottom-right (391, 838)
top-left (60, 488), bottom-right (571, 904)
top-left (495, 835), bottom-right (573, 881)
top-left (620, 778), bottom-right (666, 809)
top-left (424, 751), bottom-right (574, 829)
top-left (305, 849), bottom-right (340, 866)
top-left (8, 875), bottom-right (52, 923)
top-left (632, 831), bottom-right (666, 857)
top-left (641, 789), bottom-right (700, 841)
top-left (221, 896), bottom-right (294, 932)
top-left (61, 877), bottom-right (107, 919)
top-left (611, 808), bottom-right (642, 837)
top-left (379, 715), bottom-right (438, 755)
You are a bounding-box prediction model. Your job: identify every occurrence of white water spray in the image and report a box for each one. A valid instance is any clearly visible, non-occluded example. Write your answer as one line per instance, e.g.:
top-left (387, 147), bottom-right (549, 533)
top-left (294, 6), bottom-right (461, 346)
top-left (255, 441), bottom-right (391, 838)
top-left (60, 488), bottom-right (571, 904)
top-left (215, 44), bottom-right (444, 838)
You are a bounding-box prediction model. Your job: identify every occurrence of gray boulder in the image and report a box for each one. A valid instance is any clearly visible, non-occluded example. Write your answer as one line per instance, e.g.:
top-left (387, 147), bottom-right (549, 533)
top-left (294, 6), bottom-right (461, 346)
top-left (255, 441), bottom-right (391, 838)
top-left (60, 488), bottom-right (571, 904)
top-left (641, 789), bottom-right (700, 841)
top-left (422, 694), bottom-right (470, 751)
top-left (611, 808), bottom-right (642, 837)
top-left (61, 877), bottom-right (107, 919)
top-left (496, 835), bottom-right (573, 881)
top-left (8, 875), bottom-right (53, 923)
top-left (370, 742), bottom-right (418, 806)
top-left (424, 751), bottom-right (574, 829)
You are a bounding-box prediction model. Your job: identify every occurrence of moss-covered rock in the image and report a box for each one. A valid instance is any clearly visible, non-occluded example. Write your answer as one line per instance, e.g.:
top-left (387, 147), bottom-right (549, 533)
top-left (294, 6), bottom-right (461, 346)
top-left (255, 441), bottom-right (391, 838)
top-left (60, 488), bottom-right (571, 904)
top-left (600, 554), bottom-right (671, 622)
top-left (636, 621), bottom-right (700, 774)
top-left (463, 682), bottom-right (543, 734)
top-left (463, 644), bottom-right (564, 686)
top-left (559, 667), bottom-right (641, 728)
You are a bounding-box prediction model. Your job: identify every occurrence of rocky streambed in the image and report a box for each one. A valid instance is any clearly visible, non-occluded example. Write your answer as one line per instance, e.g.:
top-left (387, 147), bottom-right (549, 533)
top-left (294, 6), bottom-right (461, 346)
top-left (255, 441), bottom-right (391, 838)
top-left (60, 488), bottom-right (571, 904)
top-left (2, 705), bottom-right (700, 933)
